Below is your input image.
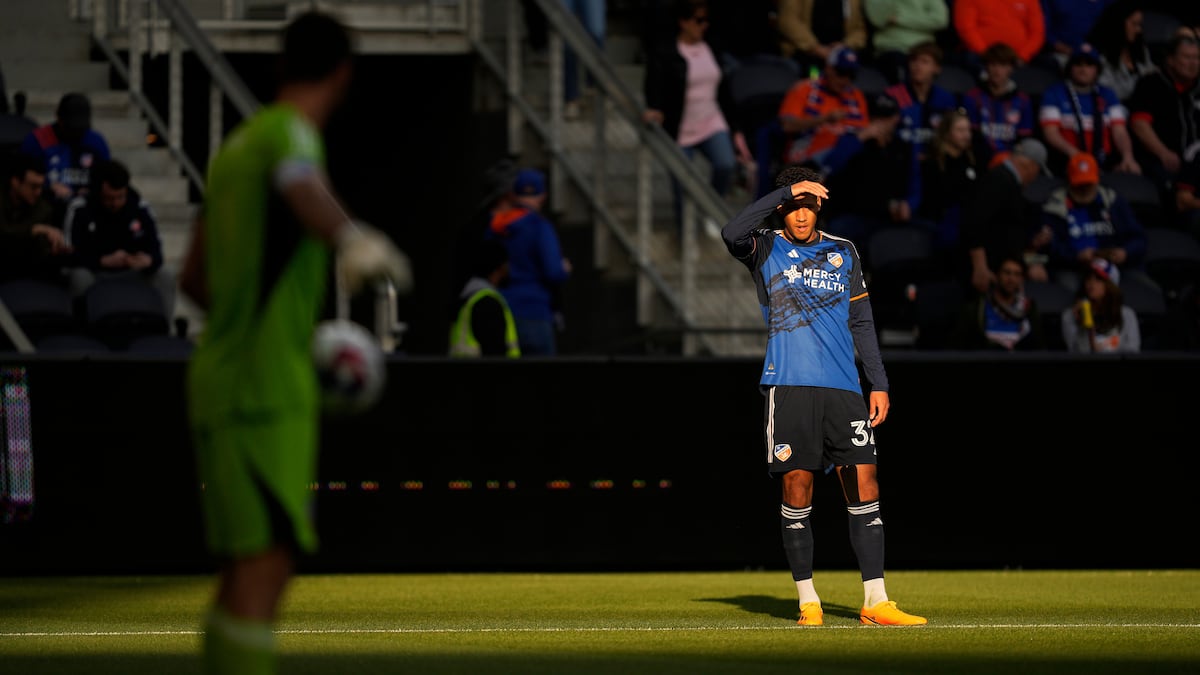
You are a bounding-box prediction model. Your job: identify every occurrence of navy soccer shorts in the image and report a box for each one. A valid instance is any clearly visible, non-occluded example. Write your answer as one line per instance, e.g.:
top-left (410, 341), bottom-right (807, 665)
top-left (763, 385), bottom-right (878, 474)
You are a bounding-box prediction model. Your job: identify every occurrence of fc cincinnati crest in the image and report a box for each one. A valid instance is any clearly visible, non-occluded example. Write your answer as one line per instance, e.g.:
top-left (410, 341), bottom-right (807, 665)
top-left (774, 444), bottom-right (792, 461)
top-left (826, 252), bottom-right (843, 268)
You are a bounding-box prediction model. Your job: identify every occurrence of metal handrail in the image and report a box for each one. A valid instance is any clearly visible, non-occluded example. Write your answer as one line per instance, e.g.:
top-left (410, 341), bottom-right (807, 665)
top-left (74, 0), bottom-right (746, 354)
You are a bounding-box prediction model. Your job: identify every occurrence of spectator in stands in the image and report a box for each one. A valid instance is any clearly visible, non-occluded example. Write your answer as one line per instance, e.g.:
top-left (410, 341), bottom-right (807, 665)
top-left (448, 238), bottom-right (521, 358)
top-left (1038, 43), bottom-right (1140, 176)
top-left (818, 91), bottom-right (917, 247)
top-left (960, 137), bottom-right (1049, 293)
top-left (918, 107), bottom-right (982, 272)
top-left (775, 0), bottom-right (868, 77)
top-left (952, 0), bottom-right (1045, 70)
top-left (0, 153), bottom-right (71, 284)
top-left (1127, 34), bottom-right (1200, 190)
top-left (863, 0), bottom-right (950, 85)
top-left (642, 0), bottom-right (751, 236)
top-left (562, 0), bottom-right (607, 120)
top-left (1087, 0), bottom-right (1157, 103)
top-left (18, 92), bottom-right (111, 217)
top-left (885, 41), bottom-right (960, 165)
top-left (961, 42), bottom-right (1036, 167)
top-left (949, 253), bottom-right (1047, 351)
top-left (1061, 257), bottom-right (1140, 352)
top-left (1040, 0), bottom-right (1115, 70)
top-left (453, 158), bottom-right (518, 304)
top-left (1037, 151), bottom-right (1147, 291)
top-left (777, 46), bottom-right (869, 169)
top-left (1174, 153), bottom-right (1200, 241)
top-left (62, 158), bottom-right (174, 317)
top-left (485, 168), bottom-right (571, 356)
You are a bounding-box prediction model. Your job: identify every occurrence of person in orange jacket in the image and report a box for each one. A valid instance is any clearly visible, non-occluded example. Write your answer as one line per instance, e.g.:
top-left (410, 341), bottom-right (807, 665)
top-left (953, 0), bottom-right (1045, 66)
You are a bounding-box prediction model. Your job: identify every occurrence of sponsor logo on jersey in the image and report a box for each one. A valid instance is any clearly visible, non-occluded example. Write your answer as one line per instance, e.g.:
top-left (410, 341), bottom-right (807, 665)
top-left (774, 444), bottom-right (792, 462)
top-left (788, 248), bottom-right (800, 258)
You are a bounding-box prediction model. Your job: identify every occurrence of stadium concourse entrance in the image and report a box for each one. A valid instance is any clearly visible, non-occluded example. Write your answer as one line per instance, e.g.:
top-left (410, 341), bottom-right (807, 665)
top-left (1, 352), bottom-right (1196, 575)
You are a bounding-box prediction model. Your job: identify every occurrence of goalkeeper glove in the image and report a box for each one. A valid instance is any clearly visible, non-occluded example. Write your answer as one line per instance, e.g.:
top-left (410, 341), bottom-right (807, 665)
top-left (335, 221), bottom-right (413, 295)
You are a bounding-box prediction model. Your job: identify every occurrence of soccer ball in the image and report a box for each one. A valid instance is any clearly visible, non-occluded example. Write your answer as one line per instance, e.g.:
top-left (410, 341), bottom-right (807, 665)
top-left (312, 319), bottom-right (386, 415)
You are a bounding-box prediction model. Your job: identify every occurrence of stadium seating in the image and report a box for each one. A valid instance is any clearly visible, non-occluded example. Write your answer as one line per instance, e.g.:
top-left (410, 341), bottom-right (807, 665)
top-left (866, 225), bottom-right (938, 339)
top-left (1023, 173), bottom-right (1065, 205)
top-left (1012, 64), bottom-right (1062, 109)
top-left (82, 277), bottom-right (170, 350)
top-left (1121, 272), bottom-right (1169, 349)
top-left (853, 65), bottom-right (889, 98)
top-left (1024, 279), bottom-right (1074, 351)
top-left (934, 63), bottom-right (978, 98)
top-left (125, 333), bottom-right (195, 357)
top-left (1141, 10), bottom-right (1183, 61)
top-left (1141, 227), bottom-right (1200, 302)
top-left (34, 333), bottom-right (112, 354)
top-left (913, 277), bottom-right (968, 350)
top-left (1100, 171), bottom-right (1164, 228)
top-left (725, 55), bottom-right (799, 138)
top-left (0, 279), bottom-right (77, 348)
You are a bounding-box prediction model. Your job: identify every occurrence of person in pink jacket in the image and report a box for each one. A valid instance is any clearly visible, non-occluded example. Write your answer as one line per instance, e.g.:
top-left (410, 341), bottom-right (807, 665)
top-left (953, 0), bottom-right (1045, 65)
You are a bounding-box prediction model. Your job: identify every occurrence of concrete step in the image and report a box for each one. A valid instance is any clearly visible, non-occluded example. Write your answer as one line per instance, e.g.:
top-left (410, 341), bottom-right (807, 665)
top-left (121, 146), bottom-right (180, 176)
top-left (0, 0), bottom-right (75, 25)
top-left (92, 115), bottom-right (151, 150)
top-left (0, 31), bottom-right (92, 63)
top-left (135, 174), bottom-right (191, 205)
top-left (20, 89), bottom-right (133, 121)
top-left (1, 62), bottom-right (110, 97)
top-left (149, 201), bottom-right (199, 226)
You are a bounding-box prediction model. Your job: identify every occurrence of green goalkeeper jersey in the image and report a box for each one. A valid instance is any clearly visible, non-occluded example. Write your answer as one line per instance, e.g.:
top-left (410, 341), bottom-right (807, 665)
top-left (187, 103), bottom-right (330, 424)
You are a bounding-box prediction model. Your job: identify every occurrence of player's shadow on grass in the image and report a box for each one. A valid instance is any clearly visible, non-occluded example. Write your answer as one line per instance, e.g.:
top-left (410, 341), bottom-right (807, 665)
top-left (698, 595), bottom-right (860, 622)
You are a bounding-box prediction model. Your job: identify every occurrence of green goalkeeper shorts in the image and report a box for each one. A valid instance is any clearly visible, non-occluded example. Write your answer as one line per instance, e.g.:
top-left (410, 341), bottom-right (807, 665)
top-left (193, 415), bottom-right (319, 557)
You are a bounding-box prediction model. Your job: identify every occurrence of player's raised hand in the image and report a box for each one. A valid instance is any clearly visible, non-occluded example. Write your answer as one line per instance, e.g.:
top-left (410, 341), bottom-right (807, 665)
top-left (336, 221), bottom-right (413, 295)
top-left (789, 180), bottom-right (829, 203)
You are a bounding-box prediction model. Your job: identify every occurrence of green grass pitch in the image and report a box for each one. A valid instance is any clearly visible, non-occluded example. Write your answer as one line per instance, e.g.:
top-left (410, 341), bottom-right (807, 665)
top-left (1, 569), bottom-right (1197, 674)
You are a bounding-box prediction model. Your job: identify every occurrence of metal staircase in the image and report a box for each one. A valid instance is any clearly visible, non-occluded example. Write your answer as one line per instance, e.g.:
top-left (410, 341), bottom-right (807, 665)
top-left (2, 0), bottom-right (770, 355)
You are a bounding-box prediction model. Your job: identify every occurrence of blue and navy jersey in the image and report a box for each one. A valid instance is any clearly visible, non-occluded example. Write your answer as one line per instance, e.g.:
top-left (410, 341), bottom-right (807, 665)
top-left (722, 187), bottom-right (886, 394)
top-left (1038, 82), bottom-right (1126, 162)
top-left (887, 82), bottom-right (959, 162)
top-left (20, 124), bottom-right (111, 200)
top-left (962, 85), bottom-right (1034, 157)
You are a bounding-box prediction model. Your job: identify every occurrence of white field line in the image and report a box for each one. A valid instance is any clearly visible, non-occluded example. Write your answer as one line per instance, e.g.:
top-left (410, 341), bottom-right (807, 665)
top-left (2, 623), bottom-right (1199, 638)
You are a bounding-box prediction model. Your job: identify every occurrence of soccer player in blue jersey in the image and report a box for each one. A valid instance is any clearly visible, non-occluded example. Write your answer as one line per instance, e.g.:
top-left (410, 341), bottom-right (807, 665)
top-left (721, 164), bottom-right (926, 627)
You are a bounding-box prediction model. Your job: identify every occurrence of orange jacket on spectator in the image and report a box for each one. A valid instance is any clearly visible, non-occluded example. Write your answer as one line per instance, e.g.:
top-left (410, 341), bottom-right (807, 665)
top-left (953, 0), bottom-right (1045, 64)
top-left (777, 77), bottom-right (869, 165)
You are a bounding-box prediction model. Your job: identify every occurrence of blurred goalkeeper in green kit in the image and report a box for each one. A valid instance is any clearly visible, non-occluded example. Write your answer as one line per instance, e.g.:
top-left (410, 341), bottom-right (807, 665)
top-left (179, 11), bottom-right (410, 674)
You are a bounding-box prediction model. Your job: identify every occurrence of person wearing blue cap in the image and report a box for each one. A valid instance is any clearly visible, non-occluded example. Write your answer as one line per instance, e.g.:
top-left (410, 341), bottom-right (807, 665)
top-left (484, 167), bottom-right (572, 355)
top-left (777, 45), bottom-right (870, 169)
top-left (1038, 42), bottom-right (1140, 176)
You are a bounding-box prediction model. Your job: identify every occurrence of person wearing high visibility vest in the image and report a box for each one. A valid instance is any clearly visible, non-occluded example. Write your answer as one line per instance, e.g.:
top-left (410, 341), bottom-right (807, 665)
top-left (449, 238), bottom-right (521, 358)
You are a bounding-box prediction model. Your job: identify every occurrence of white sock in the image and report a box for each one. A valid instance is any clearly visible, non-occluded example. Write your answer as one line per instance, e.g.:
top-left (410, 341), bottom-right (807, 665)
top-left (796, 578), bottom-right (820, 606)
top-left (863, 578), bottom-right (888, 607)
